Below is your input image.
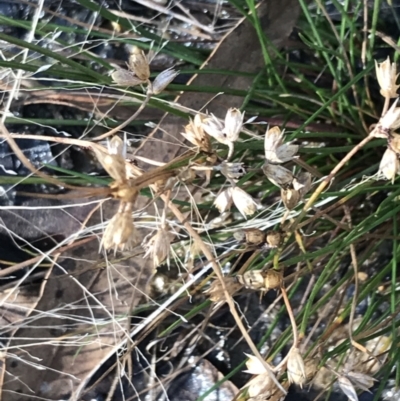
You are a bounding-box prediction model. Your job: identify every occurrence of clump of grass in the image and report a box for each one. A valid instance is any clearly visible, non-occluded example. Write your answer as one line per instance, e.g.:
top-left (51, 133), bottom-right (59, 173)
top-left (0, 1), bottom-right (400, 401)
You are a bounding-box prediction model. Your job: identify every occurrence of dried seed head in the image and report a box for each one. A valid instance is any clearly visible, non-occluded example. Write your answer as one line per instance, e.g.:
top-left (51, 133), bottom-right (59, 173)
top-left (202, 114), bottom-right (225, 142)
top-left (143, 224), bottom-right (173, 268)
top-left (346, 371), bottom-right (377, 392)
top-left (125, 160), bottom-right (144, 179)
top-left (108, 135), bottom-right (125, 156)
top-left (111, 68), bottom-right (145, 87)
top-left (150, 68), bottom-right (179, 95)
top-left (244, 354), bottom-right (270, 375)
top-left (287, 347), bottom-right (307, 388)
top-left (264, 126), bottom-right (299, 164)
top-left (234, 228), bottom-right (266, 246)
top-left (238, 269), bottom-right (282, 291)
top-left (237, 270), bottom-right (265, 290)
top-left (202, 111), bottom-right (239, 159)
top-left (246, 373), bottom-right (273, 399)
top-left (379, 147), bottom-right (400, 183)
top-left (281, 187), bottom-right (301, 210)
top-left (263, 269), bottom-right (283, 289)
top-left (205, 277), bottom-right (242, 304)
top-left (243, 356), bottom-right (282, 399)
top-left (263, 163), bottom-right (294, 188)
top-left (111, 183), bottom-right (138, 203)
top-left (91, 139), bottom-right (127, 183)
top-left (375, 57), bottom-right (400, 98)
top-left (244, 367), bottom-right (287, 401)
top-left (128, 46), bottom-right (150, 81)
top-left (181, 114), bottom-right (212, 153)
top-left (378, 98), bottom-right (400, 131)
top-left (214, 188), bottom-right (233, 213)
top-left (296, 172), bottom-right (312, 198)
top-left (389, 132), bottom-right (400, 154)
top-left (101, 211), bottom-right (136, 253)
top-left (338, 376), bottom-right (358, 401)
top-left (219, 161), bottom-right (246, 180)
top-left (223, 107), bottom-right (244, 142)
top-left (231, 186), bottom-right (258, 218)
top-left (265, 230), bottom-right (282, 248)
top-left (281, 172), bottom-right (312, 209)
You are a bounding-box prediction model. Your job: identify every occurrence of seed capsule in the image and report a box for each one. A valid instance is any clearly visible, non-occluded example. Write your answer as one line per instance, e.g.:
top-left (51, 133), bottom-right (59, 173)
top-left (234, 228), bottom-right (266, 246)
top-left (128, 46), bottom-right (150, 81)
top-left (287, 347), bottom-right (306, 388)
top-left (237, 269), bottom-right (283, 291)
top-left (265, 230), bottom-right (282, 248)
top-left (111, 68), bottom-right (145, 87)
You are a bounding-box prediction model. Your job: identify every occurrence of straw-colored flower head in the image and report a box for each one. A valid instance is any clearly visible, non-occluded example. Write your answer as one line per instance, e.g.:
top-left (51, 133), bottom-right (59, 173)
top-left (101, 211), bottom-right (136, 253)
top-left (280, 171), bottom-right (312, 209)
top-left (378, 98), bottom-right (400, 132)
top-left (202, 114), bottom-right (225, 142)
top-left (223, 108), bottom-right (244, 142)
top-left (237, 269), bottom-right (282, 291)
top-left (379, 147), bottom-right (400, 183)
top-left (281, 187), bottom-right (301, 210)
top-left (237, 270), bottom-right (266, 290)
top-left (263, 163), bottom-right (294, 188)
top-left (181, 114), bottom-right (212, 153)
top-left (202, 110), bottom-right (242, 159)
top-left (243, 355), bottom-right (287, 400)
top-left (150, 68), bottom-right (179, 95)
top-left (111, 68), bottom-right (145, 87)
top-left (389, 132), bottom-right (400, 154)
top-left (375, 57), bottom-right (400, 98)
top-left (234, 228), bottom-right (266, 246)
top-left (346, 371), bottom-right (377, 392)
top-left (338, 376), bottom-right (358, 401)
top-left (214, 188), bottom-right (233, 213)
top-left (143, 225), bottom-right (173, 268)
top-left (287, 347), bottom-right (306, 388)
top-left (296, 172), bottom-right (312, 198)
top-left (219, 161), bottom-right (246, 180)
top-left (264, 126), bottom-right (299, 164)
top-left (231, 186), bottom-right (258, 218)
top-left (128, 46), bottom-right (150, 82)
top-left (265, 230), bottom-right (282, 248)
top-left (244, 354), bottom-right (270, 375)
top-left (263, 269), bottom-right (283, 289)
top-left (91, 137), bottom-right (127, 183)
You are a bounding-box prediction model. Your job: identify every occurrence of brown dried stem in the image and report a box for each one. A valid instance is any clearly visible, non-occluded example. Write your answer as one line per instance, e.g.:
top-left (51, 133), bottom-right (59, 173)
top-left (274, 134), bottom-right (374, 268)
top-left (0, 122), bottom-right (81, 189)
top-left (92, 91), bottom-right (152, 141)
top-left (164, 195), bottom-right (287, 395)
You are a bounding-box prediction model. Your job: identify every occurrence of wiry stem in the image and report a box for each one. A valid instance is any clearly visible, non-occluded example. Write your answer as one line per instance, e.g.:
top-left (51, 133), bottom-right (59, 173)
top-left (0, 122), bottom-right (80, 190)
top-left (276, 134), bottom-right (375, 264)
top-left (93, 91), bottom-right (152, 141)
top-left (165, 197), bottom-right (287, 395)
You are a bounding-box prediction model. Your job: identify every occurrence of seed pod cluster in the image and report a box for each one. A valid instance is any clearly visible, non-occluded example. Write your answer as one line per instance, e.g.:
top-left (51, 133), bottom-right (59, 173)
top-left (233, 228), bottom-right (283, 249)
top-left (237, 269), bottom-right (283, 291)
top-left (281, 171), bottom-right (312, 210)
top-left (111, 46), bottom-right (179, 93)
top-left (91, 137), bottom-right (140, 253)
top-left (92, 136), bottom-right (177, 253)
top-left (262, 126), bottom-right (313, 209)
